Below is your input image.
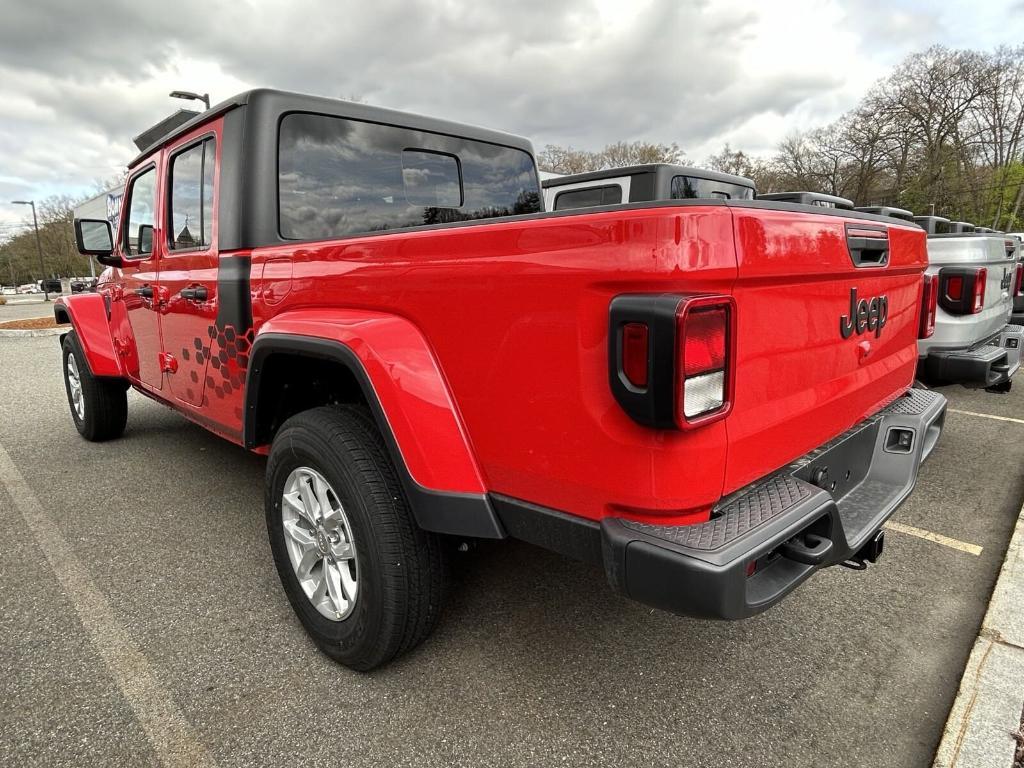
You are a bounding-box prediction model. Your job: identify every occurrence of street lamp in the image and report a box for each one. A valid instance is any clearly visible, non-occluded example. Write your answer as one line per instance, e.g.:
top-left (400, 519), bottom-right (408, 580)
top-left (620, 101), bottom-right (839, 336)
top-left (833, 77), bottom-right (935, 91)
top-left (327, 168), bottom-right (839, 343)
top-left (11, 200), bottom-right (48, 302)
top-left (169, 90), bottom-right (211, 110)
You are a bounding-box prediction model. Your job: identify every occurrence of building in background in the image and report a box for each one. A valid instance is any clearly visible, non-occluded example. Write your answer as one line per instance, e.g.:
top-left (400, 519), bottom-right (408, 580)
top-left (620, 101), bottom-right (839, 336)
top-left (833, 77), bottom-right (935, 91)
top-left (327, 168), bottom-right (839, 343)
top-left (73, 186), bottom-right (123, 279)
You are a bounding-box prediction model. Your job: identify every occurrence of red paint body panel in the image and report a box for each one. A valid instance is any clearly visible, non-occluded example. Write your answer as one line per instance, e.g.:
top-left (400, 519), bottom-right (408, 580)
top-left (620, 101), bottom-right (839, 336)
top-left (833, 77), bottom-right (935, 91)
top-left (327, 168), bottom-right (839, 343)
top-left (724, 210), bottom-right (927, 493)
top-left (54, 294), bottom-right (122, 377)
top-left (249, 207), bottom-right (737, 522)
top-left (257, 310), bottom-right (487, 494)
top-left (86, 180), bottom-right (930, 527)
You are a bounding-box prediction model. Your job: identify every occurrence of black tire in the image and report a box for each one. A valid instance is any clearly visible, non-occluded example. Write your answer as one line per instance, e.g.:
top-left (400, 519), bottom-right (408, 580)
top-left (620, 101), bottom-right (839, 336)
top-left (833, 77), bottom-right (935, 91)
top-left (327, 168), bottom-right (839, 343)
top-left (61, 331), bottom-right (128, 442)
top-left (265, 405), bottom-right (445, 671)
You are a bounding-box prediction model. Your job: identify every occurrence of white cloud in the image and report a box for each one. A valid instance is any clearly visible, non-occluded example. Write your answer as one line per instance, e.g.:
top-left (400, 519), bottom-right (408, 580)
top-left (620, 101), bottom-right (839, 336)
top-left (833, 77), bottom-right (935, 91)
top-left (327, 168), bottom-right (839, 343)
top-left (0, 0), bottom-right (1022, 232)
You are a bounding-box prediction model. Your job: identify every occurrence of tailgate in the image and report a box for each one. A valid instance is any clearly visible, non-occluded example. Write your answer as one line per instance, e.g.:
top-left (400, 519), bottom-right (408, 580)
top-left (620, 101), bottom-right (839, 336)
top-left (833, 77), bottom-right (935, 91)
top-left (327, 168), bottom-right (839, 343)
top-left (723, 205), bottom-right (926, 495)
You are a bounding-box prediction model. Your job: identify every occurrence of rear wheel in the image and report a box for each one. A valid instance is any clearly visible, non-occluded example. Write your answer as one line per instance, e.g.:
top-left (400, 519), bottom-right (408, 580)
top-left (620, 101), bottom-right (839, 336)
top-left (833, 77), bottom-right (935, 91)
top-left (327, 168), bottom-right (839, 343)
top-left (61, 331), bottom-right (127, 441)
top-left (265, 405), bottom-right (445, 671)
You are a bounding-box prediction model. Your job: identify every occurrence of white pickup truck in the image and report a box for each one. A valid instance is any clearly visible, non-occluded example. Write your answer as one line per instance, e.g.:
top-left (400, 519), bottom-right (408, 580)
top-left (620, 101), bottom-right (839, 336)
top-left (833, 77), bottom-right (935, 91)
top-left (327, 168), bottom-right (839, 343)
top-left (913, 216), bottom-right (1024, 391)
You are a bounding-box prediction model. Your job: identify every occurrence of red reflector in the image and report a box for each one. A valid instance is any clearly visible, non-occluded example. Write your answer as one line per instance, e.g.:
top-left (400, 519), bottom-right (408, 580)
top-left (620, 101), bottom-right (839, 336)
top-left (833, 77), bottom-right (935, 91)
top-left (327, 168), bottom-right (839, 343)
top-left (920, 274), bottom-right (937, 339)
top-left (622, 322), bottom-right (649, 388)
top-left (945, 275), bottom-right (963, 301)
top-left (1015, 265), bottom-right (1023, 297)
top-left (682, 308), bottom-right (727, 376)
top-left (972, 267), bottom-right (986, 313)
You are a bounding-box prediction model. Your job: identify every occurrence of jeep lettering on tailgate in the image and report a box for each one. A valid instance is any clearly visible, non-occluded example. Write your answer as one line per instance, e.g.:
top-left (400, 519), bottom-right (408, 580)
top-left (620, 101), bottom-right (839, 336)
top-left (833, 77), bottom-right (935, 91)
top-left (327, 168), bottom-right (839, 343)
top-left (840, 288), bottom-right (888, 339)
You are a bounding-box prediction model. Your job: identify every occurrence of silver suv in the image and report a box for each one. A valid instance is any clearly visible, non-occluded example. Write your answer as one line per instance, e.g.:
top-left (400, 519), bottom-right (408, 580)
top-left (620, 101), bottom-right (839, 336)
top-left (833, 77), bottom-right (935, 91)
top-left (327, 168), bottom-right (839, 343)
top-left (914, 216), bottom-right (1023, 390)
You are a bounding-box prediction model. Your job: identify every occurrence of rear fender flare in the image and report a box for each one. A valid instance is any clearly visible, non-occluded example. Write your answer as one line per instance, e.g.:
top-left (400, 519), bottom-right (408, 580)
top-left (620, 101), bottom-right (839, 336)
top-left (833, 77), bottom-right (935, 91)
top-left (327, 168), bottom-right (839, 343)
top-left (53, 295), bottom-right (122, 378)
top-left (245, 310), bottom-right (504, 539)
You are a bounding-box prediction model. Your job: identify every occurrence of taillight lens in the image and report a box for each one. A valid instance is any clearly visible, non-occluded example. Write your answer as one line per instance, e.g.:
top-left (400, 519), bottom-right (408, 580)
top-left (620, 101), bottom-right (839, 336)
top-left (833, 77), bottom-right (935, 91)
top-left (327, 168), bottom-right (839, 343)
top-left (972, 267), bottom-right (986, 313)
top-left (676, 300), bottom-right (733, 427)
top-left (621, 322), bottom-right (649, 388)
top-left (920, 274), bottom-right (937, 339)
top-left (945, 275), bottom-right (963, 302)
top-left (938, 267), bottom-right (986, 315)
top-left (1015, 264), bottom-right (1023, 297)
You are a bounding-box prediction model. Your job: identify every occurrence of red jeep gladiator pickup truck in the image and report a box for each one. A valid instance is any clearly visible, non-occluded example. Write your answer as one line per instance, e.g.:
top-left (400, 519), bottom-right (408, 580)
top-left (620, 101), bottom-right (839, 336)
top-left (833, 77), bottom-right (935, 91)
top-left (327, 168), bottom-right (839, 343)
top-left (60, 89), bottom-right (946, 670)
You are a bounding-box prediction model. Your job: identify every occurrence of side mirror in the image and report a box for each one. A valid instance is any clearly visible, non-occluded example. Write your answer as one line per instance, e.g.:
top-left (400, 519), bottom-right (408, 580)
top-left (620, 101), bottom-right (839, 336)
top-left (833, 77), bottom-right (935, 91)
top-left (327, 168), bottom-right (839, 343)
top-left (75, 218), bottom-right (122, 268)
top-left (75, 218), bottom-right (113, 256)
top-left (138, 224), bottom-right (154, 256)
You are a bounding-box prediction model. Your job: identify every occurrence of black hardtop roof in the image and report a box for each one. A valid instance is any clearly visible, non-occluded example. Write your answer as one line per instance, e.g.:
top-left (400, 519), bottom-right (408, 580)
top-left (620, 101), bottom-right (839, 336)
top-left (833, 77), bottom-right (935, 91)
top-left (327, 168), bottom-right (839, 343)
top-left (913, 215), bottom-right (951, 225)
top-left (541, 163), bottom-right (755, 189)
top-left (129, 88), bottom-right (536, 169)
top-left (758, 191), bottom-right (854, 209)
top-left (855, 205), bottom-right (915, 222)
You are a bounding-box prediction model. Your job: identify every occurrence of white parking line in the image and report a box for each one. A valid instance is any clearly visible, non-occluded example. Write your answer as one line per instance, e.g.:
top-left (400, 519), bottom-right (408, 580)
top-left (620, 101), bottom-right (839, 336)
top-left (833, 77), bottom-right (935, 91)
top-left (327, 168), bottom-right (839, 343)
top-left (884, 521), bottom-right (983, 556)
top-left (948, 408), bottom-right (1024, 426)
top-left (0, 443), bottom-right (217, 768)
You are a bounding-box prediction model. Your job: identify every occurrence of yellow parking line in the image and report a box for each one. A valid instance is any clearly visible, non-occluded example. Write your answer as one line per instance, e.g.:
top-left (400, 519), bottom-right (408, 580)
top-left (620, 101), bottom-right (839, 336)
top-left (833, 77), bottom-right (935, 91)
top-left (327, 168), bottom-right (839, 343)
top-left (948, 408), bottom-right (1024, 426)
top-left (884, 521), bottom-right (983, 556)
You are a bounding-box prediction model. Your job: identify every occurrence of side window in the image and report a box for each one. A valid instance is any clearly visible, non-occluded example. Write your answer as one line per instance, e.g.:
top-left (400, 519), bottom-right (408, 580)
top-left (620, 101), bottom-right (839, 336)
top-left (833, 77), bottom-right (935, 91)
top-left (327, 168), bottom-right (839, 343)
top-left (402, 150), bottom-right (462, 207)
top-left (278, 112), bottom-right (541, 240)
top-left (553, 185), bottom-right (622, 211)
top-left (123, 167), bottom-right (157, 257)
top-left (168, 138), bottom-right (216, 250)
top-left (670, 175), bottom-right (755, 201)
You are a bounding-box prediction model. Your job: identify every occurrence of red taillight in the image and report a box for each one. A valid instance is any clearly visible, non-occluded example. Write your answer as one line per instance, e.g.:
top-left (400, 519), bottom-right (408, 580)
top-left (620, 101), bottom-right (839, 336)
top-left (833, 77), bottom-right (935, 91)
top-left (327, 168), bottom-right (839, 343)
top-left (1015, 264), bottom-right (1023, 297)
top-left (939, 267), bottom-right (987, 315)
top-left (920, 274), bottom-right (937, 339)
top-left (945, 275), bottom-right (963, 302)
top-left (676, 299), bottom-right (733, 427)
top-left (972, 267), bottom-right (986, 313)
top-left (621, 322), bottom-right (649, 388)
top-left (682, 308), bottom-right (727, 376)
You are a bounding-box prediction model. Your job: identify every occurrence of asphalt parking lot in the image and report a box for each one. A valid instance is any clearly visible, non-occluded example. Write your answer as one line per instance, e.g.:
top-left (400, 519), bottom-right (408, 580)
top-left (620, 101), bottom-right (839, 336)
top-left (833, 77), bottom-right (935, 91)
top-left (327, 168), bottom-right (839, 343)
top-left (1, 329), bottom-right (1023, 768)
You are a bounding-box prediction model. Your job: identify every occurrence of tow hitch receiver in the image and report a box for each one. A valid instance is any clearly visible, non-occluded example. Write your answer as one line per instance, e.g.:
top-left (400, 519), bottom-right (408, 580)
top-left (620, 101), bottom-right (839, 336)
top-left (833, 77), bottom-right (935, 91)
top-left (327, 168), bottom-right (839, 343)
top-left (842, 529), bottom-right (885, 570)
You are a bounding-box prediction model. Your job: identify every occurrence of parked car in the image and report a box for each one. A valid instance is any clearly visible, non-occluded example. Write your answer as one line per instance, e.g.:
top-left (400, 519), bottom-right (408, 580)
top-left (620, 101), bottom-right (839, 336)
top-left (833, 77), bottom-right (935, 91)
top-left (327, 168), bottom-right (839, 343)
top-left (59, 88), bottom-right (945, 670)
top-left (542, 164), bottom-right (755, 210)
top-left (1008, 233), bottom-right (1024, 326)
top-left (758, 191), bottom-right (854, 209)
top-left (915, 220), bottom-right (1023, 390)
top-left (17, 283), bottom-right (41, 294)
top-left (855, 206), bottom-right (916, 224)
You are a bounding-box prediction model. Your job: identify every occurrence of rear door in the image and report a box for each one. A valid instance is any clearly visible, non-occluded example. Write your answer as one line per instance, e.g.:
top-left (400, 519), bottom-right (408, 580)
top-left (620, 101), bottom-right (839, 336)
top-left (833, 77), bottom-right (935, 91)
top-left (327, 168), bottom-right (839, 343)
top-left (158, 125), bottom-right (220, 406)
top-left (723, 205), bottom-right (926, 494)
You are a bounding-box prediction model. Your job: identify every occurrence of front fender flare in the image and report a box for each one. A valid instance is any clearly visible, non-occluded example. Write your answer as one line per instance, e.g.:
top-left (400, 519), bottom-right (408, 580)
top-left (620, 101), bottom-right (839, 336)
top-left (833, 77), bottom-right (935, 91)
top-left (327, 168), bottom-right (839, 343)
top-left (53, 294), bottom-right (122, 378)
top-left (245, 310), bottom-right (504, 539)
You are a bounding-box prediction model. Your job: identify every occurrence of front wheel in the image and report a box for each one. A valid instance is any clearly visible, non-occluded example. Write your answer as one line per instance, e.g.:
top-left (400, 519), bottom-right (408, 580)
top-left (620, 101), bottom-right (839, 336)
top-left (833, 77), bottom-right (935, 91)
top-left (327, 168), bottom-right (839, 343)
top-left (265, 405), bottom-right (445, 671)
top-left (61, 331), bottom-right (127, 441)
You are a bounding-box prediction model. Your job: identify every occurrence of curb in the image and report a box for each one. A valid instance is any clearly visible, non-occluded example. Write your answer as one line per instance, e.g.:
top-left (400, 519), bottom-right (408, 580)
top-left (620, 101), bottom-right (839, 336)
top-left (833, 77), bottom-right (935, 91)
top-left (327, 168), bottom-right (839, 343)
top-left (0, 327), bottom-right (65, 338)
top-left (933, 503), bottom-right (1024, 767)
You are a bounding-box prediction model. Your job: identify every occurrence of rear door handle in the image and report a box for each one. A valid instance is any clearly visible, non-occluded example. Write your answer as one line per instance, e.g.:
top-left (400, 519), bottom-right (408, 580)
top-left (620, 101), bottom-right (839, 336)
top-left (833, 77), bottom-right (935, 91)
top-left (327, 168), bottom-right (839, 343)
top-left (180, 285), bottom-right (209, 301)
top-left (134, 285), bottom-right (154, 298)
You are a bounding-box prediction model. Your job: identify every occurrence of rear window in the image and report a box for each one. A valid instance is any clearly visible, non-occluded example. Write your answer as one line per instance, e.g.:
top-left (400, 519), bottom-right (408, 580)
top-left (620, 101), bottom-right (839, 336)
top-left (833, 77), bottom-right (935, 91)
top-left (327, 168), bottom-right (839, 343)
top-left (552, 185), bottom-right (622, 210)
top-left (670, 175), bottom-right (754, 201)
top-left (278, 113), bottom-right (541, 240)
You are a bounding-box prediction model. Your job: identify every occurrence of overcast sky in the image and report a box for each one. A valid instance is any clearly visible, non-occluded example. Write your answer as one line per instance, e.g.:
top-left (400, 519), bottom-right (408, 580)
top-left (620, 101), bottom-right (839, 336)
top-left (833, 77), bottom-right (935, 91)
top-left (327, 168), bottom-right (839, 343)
top-left (1, 0), bottom-right (1023, 235)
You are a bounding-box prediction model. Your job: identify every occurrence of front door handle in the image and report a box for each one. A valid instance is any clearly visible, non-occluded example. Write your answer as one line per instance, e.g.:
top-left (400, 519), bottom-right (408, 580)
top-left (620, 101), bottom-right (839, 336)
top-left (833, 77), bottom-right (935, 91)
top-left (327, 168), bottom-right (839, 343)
top-left (134, 285), bottom-right (154, 299)
top-left (180, 285), bottom-right (209, 301)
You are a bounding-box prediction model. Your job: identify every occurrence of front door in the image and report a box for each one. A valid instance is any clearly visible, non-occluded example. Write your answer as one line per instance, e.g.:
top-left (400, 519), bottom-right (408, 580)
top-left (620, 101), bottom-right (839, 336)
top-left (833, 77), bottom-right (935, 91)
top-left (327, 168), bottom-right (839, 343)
top-left (159, 131), bottom-right (220, 407)
top-left (118, 165), bottom-right (163, 390)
